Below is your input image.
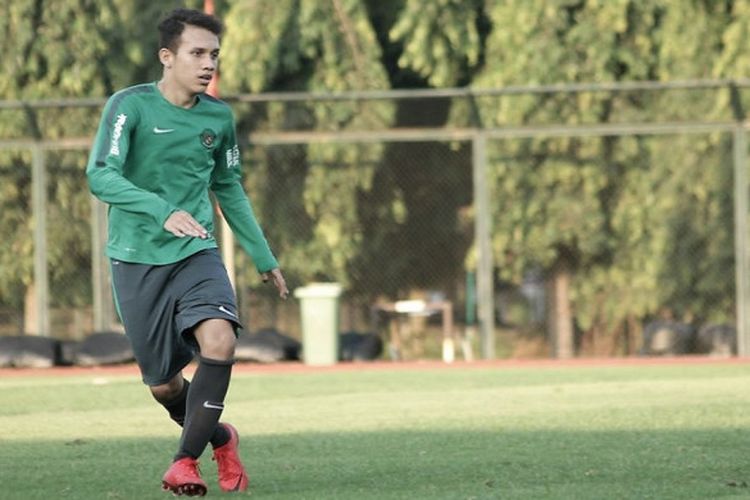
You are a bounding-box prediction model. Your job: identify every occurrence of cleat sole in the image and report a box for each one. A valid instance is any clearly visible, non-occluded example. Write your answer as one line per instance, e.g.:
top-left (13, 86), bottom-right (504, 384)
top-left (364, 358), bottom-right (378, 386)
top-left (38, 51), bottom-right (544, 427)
top-left (161, 481), bottom-right (207, 497)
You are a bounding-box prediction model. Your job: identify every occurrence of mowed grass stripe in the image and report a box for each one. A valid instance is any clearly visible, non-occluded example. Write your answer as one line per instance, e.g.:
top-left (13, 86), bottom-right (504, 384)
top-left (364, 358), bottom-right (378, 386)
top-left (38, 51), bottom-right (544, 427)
top-left (0, 363), bottom-right (749, 499)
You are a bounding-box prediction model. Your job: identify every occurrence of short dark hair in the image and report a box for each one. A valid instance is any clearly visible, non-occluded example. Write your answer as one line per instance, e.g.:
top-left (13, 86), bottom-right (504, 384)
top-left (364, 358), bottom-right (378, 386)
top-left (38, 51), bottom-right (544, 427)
top-left (158, 8), bottom-right (223, 52)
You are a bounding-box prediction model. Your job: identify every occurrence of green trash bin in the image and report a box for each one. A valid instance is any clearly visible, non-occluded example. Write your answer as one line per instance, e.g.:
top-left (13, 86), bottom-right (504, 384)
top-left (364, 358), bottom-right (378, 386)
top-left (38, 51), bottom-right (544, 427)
top-left (294, 283), bottom-right (342, 365)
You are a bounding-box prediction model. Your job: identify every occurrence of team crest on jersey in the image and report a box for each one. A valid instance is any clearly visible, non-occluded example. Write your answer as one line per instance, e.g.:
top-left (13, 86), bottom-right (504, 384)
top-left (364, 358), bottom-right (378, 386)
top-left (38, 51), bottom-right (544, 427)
top-left (200, 129), bottom-right (217, 149)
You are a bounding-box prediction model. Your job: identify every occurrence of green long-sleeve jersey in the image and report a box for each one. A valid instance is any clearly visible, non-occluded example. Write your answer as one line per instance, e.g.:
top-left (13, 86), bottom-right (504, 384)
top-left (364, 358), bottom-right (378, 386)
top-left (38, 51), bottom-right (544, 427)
top-left (86, 83), bottom-right (278, 271)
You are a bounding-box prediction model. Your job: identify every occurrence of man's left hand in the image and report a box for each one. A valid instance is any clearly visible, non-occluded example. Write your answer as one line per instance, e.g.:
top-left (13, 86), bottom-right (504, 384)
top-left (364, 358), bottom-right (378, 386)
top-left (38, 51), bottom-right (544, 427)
top-left (261, 268), bottom-right (289, 299)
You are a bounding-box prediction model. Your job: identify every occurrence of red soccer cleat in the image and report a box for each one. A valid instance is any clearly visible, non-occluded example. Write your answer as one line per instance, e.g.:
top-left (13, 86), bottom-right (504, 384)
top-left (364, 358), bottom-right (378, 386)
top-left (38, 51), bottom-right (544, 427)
top-left (212, 423), bottom-right (249, 492)
top-left (161, 457), bottom-right (207, 497)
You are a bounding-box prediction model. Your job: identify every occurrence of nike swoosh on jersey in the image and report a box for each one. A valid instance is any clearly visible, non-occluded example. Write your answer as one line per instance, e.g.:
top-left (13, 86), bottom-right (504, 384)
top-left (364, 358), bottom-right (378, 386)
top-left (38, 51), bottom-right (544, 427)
top-left (153, 127), bottom-right (175, 134)
top-left (203, 401), bottom-right (224, 410)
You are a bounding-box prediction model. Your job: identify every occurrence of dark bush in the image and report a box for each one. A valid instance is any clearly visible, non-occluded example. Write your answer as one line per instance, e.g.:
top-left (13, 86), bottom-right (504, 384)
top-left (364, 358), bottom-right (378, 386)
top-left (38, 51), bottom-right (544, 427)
top-left (339, 331), bottom-right (383, 361)
top-left (74, 331), bottom-right (134, 366)
top-left (0, 336), bottom-right (61, 368)
top-left (235, 328), bottom-right (300, 363)
top-left (640, 321), bottom-right (696, 356)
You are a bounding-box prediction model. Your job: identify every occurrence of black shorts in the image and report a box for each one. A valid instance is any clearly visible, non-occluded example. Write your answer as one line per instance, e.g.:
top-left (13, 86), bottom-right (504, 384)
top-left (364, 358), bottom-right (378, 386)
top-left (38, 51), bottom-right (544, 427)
top-left (111, 248), bottom-right (242, 386)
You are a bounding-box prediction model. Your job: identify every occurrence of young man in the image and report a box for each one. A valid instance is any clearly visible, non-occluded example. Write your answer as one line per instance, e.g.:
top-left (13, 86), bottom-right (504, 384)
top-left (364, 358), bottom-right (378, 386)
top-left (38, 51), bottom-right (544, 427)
top-left (86, 8), bottom-right (288, 497)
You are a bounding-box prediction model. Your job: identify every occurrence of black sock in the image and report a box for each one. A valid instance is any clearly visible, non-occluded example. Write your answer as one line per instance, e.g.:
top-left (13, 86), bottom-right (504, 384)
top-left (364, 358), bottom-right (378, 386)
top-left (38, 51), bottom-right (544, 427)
top-left (161, 380), bottom-right (231, 449)
top-left (162, 379), bottom-right (232, 448)
top-left (162, 379), bottom-right (190, 427)
top-left (175, 356), bottom-right (234, 460)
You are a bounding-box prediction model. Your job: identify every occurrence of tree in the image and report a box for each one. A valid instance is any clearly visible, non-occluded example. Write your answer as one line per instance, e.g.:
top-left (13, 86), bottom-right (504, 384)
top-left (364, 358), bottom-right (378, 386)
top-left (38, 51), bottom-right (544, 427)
top-left (1, 0), bottom-right (744, 352)
top-left (388, 0), bottom-right (484, 88)
top-left (572, 0), bottom-right (739, 351)
top-left (221, 0), bottom-right (394, 291)
top-left (447, 0), bottom-right (738, 356)
top-left (0, 0), bottom-right (190, 331)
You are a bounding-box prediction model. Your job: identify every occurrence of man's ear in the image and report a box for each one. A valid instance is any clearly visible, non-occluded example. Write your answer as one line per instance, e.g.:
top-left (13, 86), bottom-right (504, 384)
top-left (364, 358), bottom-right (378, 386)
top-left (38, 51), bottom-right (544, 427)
top-left (159, 47), bottom-right (174, 69)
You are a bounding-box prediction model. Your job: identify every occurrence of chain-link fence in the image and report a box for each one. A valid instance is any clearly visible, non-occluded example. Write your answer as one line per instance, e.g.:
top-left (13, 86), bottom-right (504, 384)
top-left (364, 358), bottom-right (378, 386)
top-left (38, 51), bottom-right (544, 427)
top-left (231, 137), bottom-right (474, 360)
top-left (1, 81), bottom-right (748, 358)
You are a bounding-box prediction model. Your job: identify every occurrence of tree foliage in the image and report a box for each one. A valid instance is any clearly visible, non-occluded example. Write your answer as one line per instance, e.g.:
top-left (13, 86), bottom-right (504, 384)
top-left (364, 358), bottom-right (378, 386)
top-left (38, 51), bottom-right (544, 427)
top-left (222, 0), bottom-right (394, 288)
top-left (389, 0), bottom-right (483, 87)
top-left (454, 0), bottom-right (742, 344)
top-left (0, 0), bottom-right (187, 308)
top-left (0, 0), bottom-right (747, 348)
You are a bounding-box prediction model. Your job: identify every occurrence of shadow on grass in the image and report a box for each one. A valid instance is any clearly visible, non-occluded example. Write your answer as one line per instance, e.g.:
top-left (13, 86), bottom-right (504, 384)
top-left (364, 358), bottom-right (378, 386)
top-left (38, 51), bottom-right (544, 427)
top-left (1, 427), bottom-right (749, 500)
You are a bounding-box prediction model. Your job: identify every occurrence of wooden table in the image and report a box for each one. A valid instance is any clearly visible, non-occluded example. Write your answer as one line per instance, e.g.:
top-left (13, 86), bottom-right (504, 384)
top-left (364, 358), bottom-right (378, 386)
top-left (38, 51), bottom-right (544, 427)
top-left (372, 300), bottom-right (464, 362)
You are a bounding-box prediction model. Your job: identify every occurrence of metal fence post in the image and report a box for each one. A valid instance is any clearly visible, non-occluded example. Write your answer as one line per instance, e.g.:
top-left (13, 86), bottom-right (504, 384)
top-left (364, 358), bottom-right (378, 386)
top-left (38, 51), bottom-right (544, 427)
top-left (473, 132), bottom-right (495, 359)
top-left (734, 125), bottom-right (750, 356)
top-left (91, 197), bottom-right (115, 331)
top-left (31, 146), bottom-right (49, 336)
top-left (221, 216), bottom-right (236, 290)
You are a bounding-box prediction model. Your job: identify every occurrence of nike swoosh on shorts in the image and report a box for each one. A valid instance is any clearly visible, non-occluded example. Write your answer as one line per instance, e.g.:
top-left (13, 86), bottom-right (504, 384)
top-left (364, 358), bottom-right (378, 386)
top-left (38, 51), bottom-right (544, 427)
top-left (218, 305), bottom-right (238, 319)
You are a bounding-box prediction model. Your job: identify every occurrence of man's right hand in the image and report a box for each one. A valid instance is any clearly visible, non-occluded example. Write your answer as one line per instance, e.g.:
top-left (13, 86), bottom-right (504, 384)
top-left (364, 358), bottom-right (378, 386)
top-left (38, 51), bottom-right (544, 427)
top-left (164, 210), bottom-right (209, 239)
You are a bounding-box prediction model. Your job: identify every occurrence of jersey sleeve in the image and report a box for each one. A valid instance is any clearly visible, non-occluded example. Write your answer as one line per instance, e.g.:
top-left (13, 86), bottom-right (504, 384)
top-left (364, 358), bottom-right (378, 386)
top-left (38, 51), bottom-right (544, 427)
top-left (86, 94), bottom-right (176, 225)
top-left (210, 114), bottom-right (279, 273)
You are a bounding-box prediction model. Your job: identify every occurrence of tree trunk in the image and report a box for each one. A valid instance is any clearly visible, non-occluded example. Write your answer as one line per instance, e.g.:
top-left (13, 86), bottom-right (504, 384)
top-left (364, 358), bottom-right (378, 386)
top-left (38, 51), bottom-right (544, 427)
top-left (547, 261), bottom-right (574, 359)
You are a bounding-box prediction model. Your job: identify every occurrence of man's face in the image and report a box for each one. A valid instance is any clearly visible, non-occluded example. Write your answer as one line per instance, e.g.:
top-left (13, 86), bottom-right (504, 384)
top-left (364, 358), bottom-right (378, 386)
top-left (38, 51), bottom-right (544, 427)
top-left (166, 25), bottom-right (220, 95)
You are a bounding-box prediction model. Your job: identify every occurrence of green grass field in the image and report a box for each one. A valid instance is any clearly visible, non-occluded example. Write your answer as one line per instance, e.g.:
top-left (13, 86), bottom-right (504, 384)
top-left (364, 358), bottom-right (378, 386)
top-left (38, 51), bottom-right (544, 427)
top-left (1, 362), bottom-right (750, 499)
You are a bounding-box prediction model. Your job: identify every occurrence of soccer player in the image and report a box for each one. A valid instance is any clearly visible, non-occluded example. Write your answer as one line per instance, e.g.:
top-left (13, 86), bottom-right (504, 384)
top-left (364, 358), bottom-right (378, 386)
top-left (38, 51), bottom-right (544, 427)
top-left (86, 8), bottom-right (288, 497)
